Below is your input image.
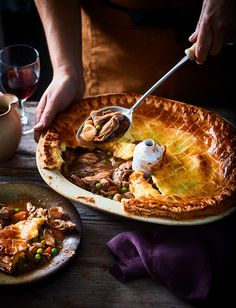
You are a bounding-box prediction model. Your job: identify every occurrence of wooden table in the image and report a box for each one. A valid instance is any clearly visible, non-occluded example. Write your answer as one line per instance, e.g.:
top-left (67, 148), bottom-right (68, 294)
top-left (0, 103), bottom-right (235, 308)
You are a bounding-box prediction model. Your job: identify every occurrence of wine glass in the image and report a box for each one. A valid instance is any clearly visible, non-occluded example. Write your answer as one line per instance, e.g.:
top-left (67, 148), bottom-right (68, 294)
top-left (0, 44), bottom-right (40, 134)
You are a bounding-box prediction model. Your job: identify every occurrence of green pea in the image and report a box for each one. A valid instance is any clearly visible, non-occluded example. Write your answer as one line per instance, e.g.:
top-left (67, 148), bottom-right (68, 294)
top-left (51, 247), bottom-right (58, 255)
top-left (14, 208), bottom-right (20, 213)
top-left (35, 254), bottom-right (41, 261)
top-left (41, 240), bottom-right (46, 245)
top-left (95, 124), bottom-right (102, 131)
top-left (36, 248), bottom-right (43, 254)
top-left (101, 160), bottom-right (106, 163)
top-left (120, 187), bottom-right (128, 194)
top-left (95, 182), bottom-right (102, 189)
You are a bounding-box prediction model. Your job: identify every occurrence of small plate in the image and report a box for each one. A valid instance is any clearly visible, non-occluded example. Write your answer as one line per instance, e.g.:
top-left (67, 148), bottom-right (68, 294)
top-left (0, 182), bottom-right (82, 285)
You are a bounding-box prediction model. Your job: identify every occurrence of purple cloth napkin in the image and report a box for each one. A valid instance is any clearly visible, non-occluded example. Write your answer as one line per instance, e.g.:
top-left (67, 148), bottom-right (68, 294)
top-left (107, 212), bottom-right (236, 303)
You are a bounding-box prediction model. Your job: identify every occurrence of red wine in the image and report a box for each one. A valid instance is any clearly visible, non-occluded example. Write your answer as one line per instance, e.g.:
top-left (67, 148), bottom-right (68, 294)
top-left (1, 68), bottom-right (38, 100)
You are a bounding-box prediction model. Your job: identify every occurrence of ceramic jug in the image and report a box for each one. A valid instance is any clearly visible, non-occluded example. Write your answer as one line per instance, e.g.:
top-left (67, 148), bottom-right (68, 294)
top-left (0, 92), bottom-right (22, 162)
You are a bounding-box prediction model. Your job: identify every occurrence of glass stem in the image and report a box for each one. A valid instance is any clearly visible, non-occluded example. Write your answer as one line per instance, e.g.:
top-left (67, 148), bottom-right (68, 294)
top-left (18, 99), bottom-right (28, 125)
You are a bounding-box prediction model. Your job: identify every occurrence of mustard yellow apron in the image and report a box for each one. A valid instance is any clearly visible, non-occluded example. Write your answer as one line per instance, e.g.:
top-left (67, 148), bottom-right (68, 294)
top-left (81, 0), bottom-right (235, 108)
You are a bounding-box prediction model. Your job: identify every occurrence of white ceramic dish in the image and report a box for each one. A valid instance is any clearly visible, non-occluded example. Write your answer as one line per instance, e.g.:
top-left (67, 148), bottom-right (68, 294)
top-left (36, 147), bottom-right (235, 226)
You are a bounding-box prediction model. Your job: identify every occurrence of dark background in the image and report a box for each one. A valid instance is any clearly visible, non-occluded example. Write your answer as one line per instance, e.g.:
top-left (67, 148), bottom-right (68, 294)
top-left (0, 0), bottom-right (52, 100)
top-left (0, 0), bottom-right (235, 113)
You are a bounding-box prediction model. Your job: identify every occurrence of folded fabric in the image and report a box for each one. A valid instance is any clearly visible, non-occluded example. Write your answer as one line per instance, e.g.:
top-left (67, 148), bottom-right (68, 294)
top-left (107, 212), bottom-right (236, 303)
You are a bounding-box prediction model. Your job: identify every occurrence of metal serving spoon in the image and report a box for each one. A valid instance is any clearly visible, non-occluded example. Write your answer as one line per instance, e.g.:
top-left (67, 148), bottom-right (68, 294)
top-left (77, 45), bottom-right (196, 144)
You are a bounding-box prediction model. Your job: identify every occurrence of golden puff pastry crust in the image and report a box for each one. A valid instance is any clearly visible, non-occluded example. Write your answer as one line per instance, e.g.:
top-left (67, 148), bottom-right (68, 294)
top-left (38, 93), bottom-right (236, 220)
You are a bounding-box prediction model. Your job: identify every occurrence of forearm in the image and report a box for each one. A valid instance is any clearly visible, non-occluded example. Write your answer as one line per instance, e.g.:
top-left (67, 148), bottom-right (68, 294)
top-left (34, 0), bottom-right (82, 75)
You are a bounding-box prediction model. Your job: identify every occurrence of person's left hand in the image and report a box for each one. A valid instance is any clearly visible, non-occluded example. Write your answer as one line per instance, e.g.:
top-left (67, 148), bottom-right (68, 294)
top-left (189, 0), bottom-right (236, 64)
top-left (34, 66), bottom-right (85, 142)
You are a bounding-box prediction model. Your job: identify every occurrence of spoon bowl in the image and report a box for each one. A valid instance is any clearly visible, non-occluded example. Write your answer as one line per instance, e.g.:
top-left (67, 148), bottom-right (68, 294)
top-left (77, 46), bottom-right (195, 145)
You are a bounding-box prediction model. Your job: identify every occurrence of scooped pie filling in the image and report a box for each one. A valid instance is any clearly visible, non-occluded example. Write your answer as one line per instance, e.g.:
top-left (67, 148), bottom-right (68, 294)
top-left (79, 109), bottom-right (130, 144)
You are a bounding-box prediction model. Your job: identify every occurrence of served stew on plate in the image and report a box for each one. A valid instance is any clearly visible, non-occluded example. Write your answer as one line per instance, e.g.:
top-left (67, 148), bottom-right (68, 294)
top-left (0, 200), bottom-right (77, 275)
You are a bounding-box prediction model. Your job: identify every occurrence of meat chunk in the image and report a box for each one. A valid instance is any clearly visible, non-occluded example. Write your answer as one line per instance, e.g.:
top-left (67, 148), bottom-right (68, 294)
top-left (76, 152), bottom-right (100, 164)
top-left (112, 161), bottom-right (133, 187)
top-left (0, 206), bottom-right (15, 229)
top-left (71, 170), bottom-right (111, 190)
top-left (94, 115), bottom-right (120, 142)
top-left (48, 219), bottom-right (76, 231)
top-left (81, 171), bottom-right (111, 186)
top-left (100, 178), bottom-right (110, 190)
top-left (91, 110), bottom-right (117, 126)
top-left (119, 161), bottom-right (132, 172)
top-left (65, 150), bottom-right (113, 178)
top-left (48, 207), bottom-right (67, 220)
top-left (47, 207), bottom-right (76, 231)
top-left (122, 192), bottom-right (135, 199)
top-left (28, 207), bottom-right (47, 219)
top-left (43, 227), bottom-right (56, 247)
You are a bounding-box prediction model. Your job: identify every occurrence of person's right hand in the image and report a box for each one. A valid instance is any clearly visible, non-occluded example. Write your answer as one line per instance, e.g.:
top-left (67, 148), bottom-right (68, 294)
top-left (189, 0), bottom-right (236, 64)
top-left (34, 67), bottom-right (85, 142)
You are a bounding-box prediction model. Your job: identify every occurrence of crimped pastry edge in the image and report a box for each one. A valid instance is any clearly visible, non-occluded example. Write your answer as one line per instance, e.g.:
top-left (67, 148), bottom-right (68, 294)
top-left (37, 93), bottom-right (236, 220)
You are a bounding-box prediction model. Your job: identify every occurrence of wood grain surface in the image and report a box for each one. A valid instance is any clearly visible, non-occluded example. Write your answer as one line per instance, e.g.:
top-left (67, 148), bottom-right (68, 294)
top-left (0, 103), bottom-right (235, 308)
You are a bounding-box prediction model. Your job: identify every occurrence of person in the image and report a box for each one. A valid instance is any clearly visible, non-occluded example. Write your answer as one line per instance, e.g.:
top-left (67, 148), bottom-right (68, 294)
top-left (34, 0), bottom-right (236, 142)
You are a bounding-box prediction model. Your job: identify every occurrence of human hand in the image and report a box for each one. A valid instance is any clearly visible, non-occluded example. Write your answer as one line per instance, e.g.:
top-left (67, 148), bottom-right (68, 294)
top-left (189, 0), bottom-right (236, 64)
top-left (34, 68), bottom-right (85, 142)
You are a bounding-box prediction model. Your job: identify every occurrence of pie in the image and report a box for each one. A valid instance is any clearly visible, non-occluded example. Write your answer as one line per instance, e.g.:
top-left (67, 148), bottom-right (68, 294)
top-left (37, 93), bottom-right (236, 221)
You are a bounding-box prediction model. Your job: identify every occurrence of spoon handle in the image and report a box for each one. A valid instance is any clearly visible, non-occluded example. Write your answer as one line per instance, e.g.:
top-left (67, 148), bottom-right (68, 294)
top-left (129, 52), bottom-right (192, 113)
